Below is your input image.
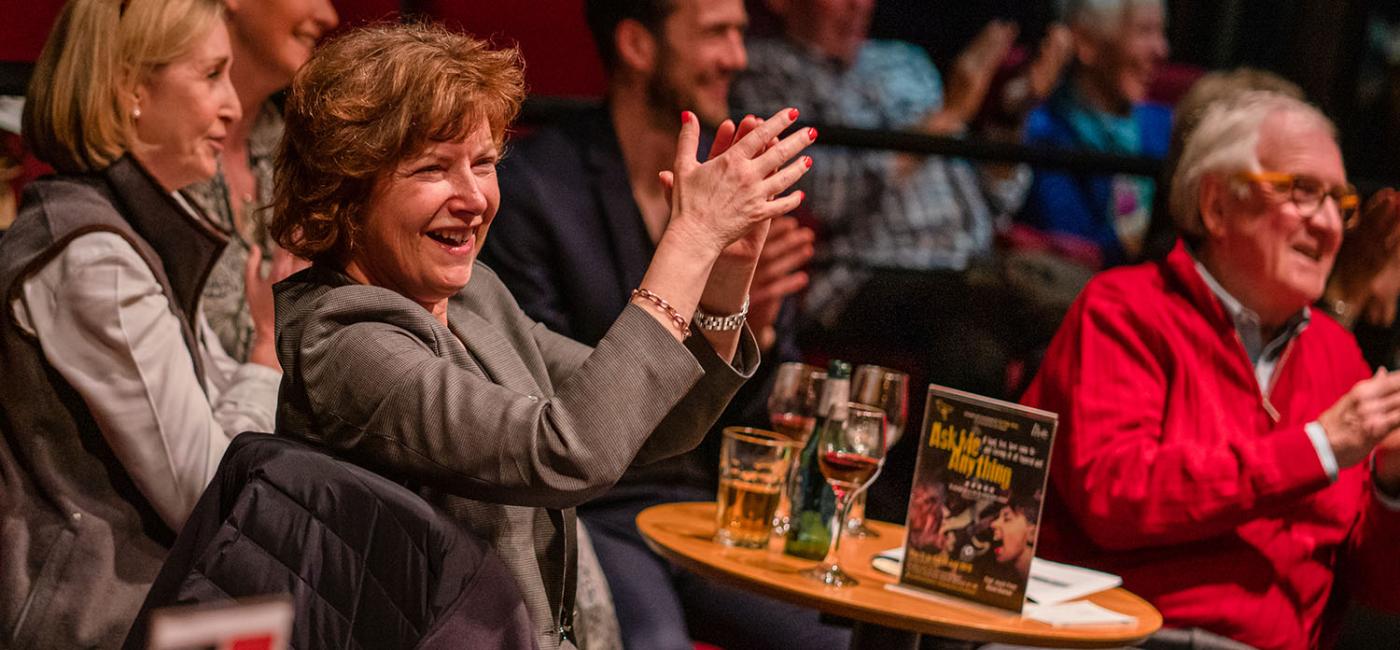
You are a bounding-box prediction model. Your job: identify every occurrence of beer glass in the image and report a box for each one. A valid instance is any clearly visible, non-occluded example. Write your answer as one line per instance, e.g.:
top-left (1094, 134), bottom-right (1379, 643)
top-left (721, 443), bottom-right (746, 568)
top-left (715, 427), bottom-right (794, 549)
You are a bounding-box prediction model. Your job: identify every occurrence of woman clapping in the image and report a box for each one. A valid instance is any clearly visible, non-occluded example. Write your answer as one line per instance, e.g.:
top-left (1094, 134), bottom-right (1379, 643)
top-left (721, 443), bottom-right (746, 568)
top-left (268, 24), bottom-right (814, 649)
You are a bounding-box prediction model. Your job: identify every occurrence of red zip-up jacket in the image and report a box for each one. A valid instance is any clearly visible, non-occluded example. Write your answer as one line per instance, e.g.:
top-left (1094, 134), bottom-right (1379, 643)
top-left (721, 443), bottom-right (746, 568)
top-left (1023, 242), bottom-right (1400, 649)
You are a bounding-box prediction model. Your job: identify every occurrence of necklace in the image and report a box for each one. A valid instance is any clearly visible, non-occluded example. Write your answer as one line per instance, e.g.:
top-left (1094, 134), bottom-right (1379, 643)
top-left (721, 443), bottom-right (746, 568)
top-left (1323, 297), bottom-right (1356, 329)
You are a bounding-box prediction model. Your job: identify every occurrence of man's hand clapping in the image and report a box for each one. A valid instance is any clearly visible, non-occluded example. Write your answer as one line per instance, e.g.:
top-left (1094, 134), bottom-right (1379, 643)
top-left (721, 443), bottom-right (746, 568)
top-left (1319, 368), bottom-right (1400, 471)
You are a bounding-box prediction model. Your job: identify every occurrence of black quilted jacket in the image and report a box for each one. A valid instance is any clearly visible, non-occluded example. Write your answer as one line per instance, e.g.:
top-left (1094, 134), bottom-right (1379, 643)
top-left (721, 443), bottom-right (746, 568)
top-left (123, 433), bottom-right (537, 649)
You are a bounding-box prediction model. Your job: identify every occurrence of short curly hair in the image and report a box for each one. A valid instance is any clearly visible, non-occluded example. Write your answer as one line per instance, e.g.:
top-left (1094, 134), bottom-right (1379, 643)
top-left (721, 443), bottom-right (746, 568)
top-left (270, 22), bottom-right (525, 267)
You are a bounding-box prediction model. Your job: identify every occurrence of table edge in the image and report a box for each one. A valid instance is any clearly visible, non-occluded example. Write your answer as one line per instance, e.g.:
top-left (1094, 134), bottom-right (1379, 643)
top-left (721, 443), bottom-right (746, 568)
top-left (638, 501), bottom-right (1162, 648)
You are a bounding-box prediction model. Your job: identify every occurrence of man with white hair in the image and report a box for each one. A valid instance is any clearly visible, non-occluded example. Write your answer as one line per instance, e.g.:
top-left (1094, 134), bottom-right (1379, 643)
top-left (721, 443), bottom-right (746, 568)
top-left (1022, 91), bottom-right (1400, 649)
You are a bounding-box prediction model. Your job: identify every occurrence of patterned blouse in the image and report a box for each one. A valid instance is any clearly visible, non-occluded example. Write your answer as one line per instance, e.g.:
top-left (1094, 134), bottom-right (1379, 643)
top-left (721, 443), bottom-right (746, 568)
top-left (183, 102), bottom-right (282, 362)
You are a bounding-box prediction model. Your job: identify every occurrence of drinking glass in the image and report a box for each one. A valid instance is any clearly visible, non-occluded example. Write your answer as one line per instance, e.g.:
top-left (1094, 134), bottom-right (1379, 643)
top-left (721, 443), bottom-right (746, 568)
top-left (767, 362), bottom-right (825, 443)
top-left (801, 403), bottom-right (887, 587)
top-left (767, 362), bottom-right (825, 534)
top-left (714, 427), bottom-right (794, 549)
top-left (845, 365), bottom-right (908, 538)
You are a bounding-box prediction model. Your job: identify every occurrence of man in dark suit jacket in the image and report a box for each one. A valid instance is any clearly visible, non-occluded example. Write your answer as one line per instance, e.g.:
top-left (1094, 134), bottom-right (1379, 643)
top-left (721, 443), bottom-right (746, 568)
top-left (482, 1), bottom-right (846, 648)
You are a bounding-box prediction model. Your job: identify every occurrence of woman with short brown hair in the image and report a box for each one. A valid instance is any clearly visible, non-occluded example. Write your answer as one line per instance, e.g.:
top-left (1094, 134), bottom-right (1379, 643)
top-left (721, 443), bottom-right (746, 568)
top-left (269, 23), bottom-right (525, 267)
top-left (270, 23), bottom-right (814, 649)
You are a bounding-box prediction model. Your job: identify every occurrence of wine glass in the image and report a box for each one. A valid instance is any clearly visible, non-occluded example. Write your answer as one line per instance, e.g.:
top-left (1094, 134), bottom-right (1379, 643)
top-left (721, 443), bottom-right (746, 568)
top-left (845, 365), bottom-right (908, 538)
top-left (768, 362), bottom-right (825, 534)
top-left (767, 362), bottom-right (825, 443)
top-left (801, 402), bottom-right (887, 587)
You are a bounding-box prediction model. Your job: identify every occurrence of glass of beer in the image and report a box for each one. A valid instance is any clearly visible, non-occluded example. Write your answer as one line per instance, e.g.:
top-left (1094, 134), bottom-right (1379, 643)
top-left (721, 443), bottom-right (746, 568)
top-left (715, 427), bottom-right (794, 549)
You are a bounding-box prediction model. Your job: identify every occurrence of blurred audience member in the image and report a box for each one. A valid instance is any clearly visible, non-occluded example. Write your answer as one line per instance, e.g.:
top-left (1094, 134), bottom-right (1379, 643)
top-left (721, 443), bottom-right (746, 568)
top-left (0, 147), bottom-right (16, 232)
top-left (1, 96), bottom-right (19, 232)
top-left (0, 0), bottom-right (286, 645)
top-left (268, 22), bottom-right (813, 650)
top-left (484, 1), bottom-right (841, 647)
top-left (733, 1), bottom-right (1067, 349)
top-left (732, 0), bottom-right (1071, 521)
top-left (1324, 189), bottom-right (1400, 371)
top-left (1024, 91), bottom-right (1400, 649)
top-left (1019, 0), bottom-right (1171, 266)
top-left (185, 0), bottom-right (337, 362)
top-left (1142, 67), bottom-right (1304, 261)
top-left (1322, 189), bottom-right (1400, 331)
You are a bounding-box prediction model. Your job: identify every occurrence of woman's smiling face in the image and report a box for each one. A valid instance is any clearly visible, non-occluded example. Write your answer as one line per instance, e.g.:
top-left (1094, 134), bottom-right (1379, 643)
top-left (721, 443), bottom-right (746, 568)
top-left (130, 21), bottom-right (240, 190)
top-left (345, 116), bottom-right (501, 315)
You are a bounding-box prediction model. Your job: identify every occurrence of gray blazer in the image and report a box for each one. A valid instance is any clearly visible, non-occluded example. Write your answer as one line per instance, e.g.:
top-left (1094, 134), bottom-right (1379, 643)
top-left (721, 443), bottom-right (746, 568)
top-left (274, 262), bottom-right (756, 650)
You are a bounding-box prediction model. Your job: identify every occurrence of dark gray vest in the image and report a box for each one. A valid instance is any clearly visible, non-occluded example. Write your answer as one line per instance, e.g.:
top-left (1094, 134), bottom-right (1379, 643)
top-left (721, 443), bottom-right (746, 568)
top-left (0, 156), bottom-right (226, 649)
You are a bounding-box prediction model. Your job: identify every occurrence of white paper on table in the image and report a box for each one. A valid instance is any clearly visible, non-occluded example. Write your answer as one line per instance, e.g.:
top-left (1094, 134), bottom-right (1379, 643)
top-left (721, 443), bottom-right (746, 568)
top-left (1024, 558), bottom-right (1123, 605)
top-left (871, 547), bottom-right (903, 576)
top-left (871, 548), bottom-right (1122, 605)
top-left (1023, 601), bottom-right (1137, 627)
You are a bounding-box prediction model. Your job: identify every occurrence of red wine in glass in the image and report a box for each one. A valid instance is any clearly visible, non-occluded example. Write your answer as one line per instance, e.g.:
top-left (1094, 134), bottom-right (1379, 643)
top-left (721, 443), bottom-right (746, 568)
top-left (819, 450), bottom-right (880, 498)
top-left (800, 402), bottom-right (886, 587)
top-left (771, 412), bottom-right (817, 442)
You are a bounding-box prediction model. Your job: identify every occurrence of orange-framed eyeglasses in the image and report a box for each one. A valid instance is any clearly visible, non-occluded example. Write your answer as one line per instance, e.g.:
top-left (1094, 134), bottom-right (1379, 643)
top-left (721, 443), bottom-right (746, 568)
top-left (1232, 171), bottom-right (1361, 229)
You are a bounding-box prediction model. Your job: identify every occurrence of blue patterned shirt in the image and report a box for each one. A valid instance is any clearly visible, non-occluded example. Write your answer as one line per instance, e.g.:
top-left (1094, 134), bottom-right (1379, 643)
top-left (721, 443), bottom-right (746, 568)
top-left (732, 37), bottom-right (1030, 321)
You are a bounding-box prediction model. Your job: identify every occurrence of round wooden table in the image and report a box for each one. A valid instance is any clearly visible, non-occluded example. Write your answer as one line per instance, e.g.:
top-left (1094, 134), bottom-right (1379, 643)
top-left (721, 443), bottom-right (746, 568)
top-left (637, 501), bottom-right (1161, 649)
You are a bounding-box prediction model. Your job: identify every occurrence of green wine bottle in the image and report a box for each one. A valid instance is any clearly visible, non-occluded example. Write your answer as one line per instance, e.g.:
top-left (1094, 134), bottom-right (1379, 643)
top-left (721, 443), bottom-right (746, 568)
top-left (784, 359), bottom-right (851, 559)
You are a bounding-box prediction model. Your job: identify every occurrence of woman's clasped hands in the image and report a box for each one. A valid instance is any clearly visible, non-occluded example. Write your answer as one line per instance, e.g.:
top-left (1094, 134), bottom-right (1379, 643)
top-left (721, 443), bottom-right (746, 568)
top-left (659, 107), bottom-right (816, 258)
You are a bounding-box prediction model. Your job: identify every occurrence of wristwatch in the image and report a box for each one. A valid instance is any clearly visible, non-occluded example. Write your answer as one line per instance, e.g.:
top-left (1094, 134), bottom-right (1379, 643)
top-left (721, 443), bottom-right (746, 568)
top-left (693, 295), bottom-right (749, 331)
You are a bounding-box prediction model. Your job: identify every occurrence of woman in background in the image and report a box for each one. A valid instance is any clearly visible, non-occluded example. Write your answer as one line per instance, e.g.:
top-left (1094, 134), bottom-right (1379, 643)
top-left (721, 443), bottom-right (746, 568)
top-left (1322, 189), bottom-right (1400, 331)
top-left (1019, 0), bottom-right (1172, 266)
top-left (0, 0), bottom-right (284, 644)
top-left (1322, 189), bottom-right (1400, 369)
top-left (186, 0), bottom-right (338, 363)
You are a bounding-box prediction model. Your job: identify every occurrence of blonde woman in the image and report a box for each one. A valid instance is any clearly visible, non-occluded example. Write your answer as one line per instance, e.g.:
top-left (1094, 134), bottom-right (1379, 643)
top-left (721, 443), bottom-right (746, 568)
top-left (1, 0), bottom-right (286, 645)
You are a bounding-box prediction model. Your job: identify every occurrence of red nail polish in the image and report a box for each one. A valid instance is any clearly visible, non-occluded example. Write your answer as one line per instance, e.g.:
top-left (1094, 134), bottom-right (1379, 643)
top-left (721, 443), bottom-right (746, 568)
top-left (788, 108), bottom-right (799, 121)
top-left (798, 190), bottom-right (805, 202)
top-left (808, 127), bottom-right (818, 141)
top-left (681, 111), bottom-right (691, 124)
top-left (804, 156), bottom-right (812, 169)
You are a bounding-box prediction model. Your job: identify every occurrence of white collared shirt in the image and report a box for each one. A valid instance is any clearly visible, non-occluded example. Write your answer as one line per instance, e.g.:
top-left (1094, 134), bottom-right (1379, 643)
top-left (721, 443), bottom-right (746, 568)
top-left (10, 230), bottom-right (279, 531)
